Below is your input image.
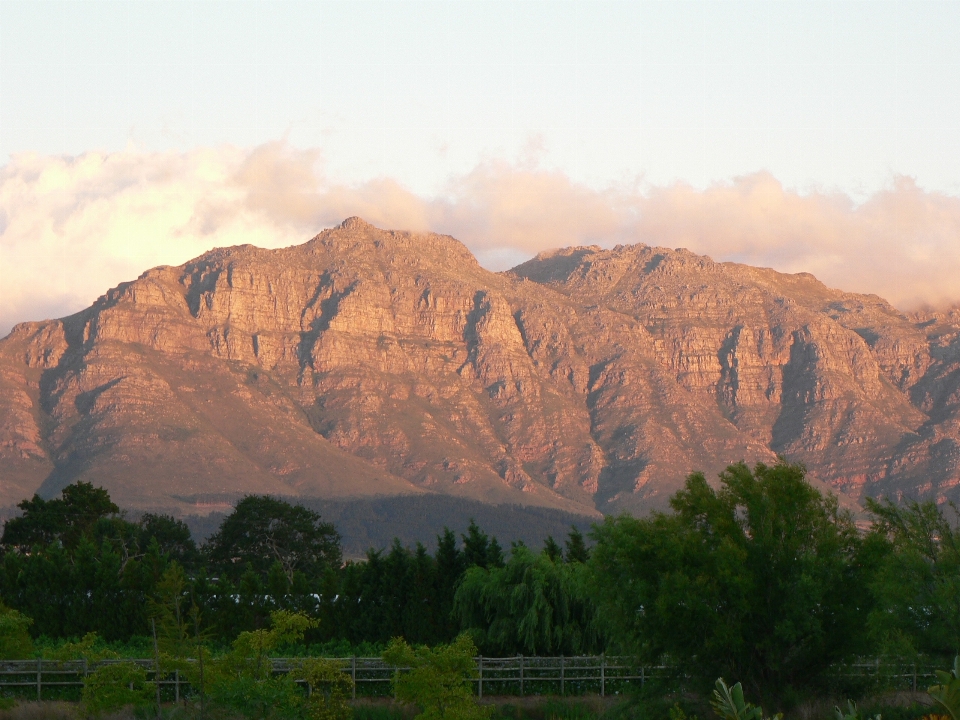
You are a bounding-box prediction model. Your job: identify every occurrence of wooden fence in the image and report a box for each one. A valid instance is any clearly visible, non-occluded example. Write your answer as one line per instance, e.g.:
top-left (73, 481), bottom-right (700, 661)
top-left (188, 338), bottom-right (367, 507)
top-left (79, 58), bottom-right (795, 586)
top-left (0, 656), bottom-right (944, 702)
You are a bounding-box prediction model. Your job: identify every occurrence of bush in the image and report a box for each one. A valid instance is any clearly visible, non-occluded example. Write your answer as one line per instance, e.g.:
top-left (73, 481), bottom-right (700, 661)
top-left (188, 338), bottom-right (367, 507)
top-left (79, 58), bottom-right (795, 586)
top-left (383, 634), bottom-right (491, 720)
top-left (0, 604), bottom-right (34, 660)
top-left (80, 662), bottom-right (154, 718)
top-left (204, 610), bottom-right (318, 720)
top-left (296, 658), bottom-right (354, 720)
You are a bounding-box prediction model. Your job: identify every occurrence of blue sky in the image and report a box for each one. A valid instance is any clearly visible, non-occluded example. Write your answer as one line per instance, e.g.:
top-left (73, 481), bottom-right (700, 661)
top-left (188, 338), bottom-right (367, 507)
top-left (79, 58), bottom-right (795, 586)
top-left (2, 1), bottom-right (960, 333)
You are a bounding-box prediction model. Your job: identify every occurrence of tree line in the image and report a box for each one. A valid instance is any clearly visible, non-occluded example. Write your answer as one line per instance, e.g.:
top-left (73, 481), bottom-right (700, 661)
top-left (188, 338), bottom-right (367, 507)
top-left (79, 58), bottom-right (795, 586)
top-left (0, 483), bottom-right (600, 655)
top-left (1, 460), bottom-right (960, 709)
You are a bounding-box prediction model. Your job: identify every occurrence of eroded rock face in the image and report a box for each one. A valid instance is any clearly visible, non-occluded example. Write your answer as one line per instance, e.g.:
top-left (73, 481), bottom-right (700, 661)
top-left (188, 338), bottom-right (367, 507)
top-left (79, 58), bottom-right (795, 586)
top-left (1, 218), bottom-right (958, 515)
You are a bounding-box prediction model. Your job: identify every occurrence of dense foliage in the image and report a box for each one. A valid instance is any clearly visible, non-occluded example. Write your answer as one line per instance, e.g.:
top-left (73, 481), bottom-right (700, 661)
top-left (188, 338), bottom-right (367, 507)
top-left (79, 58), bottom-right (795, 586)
top-left (382, 634), bottom-right (490, 720)
top-left (1, 461), bottom-right (960, 710)
top-left (866, 496), bottom-right (960, 657)
top-left (205, 495), bottom-right (341, 581)
top-left (589, 461), bottom-right (871, 706)
top-left (455, 542), bottom-right (598, 655)
top-left (0, 490), bottom-right (598, 654)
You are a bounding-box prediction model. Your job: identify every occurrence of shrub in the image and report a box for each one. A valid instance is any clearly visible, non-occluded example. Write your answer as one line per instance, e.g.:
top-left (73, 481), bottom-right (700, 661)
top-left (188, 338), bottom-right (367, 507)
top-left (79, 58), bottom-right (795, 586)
top-left (295, 658), bottom-right (354, 720)
top-left (80, 662), bottom-right (153, 718)
top-left (383, 634), bottom-right (491, 720)
top-left (0, 604), bottom-right (34, 660)
top-left (929, 656), bottom-right (960, 720)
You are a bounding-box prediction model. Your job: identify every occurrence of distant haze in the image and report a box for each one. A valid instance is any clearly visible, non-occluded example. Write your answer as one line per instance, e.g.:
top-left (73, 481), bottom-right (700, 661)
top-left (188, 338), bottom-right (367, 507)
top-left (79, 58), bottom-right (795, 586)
top-left (2, 143), bottom-right (959, 336)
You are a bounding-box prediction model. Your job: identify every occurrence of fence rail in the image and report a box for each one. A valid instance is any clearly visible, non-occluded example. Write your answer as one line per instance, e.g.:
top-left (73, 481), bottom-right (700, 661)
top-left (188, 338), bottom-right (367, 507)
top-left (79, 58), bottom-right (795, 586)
top-left (0, 656), bottom-right (945, 702)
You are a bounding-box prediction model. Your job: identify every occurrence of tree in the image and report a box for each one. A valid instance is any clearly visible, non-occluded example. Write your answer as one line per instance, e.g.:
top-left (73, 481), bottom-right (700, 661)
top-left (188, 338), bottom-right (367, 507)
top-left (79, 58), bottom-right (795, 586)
top-left (542, 536), bottom-right (562, 562)
top-left (404, 543), bottom-right (439, 644)
top-left (589, 460), bottom-right (868, 708)
top-left (148, 562), bottom-right (192, 658)
top-left (866, 498), bottom-right (960, 657)
top-left (486, 537), bottom-right (505, 569)
top-left (454, 543), bottom-right (603, 655)
top-left (383, 634), bottom-right (491, 720)
top-left (433, 529), bottom-right (465, 642)
top-left (206, 496), bottom-right (341, 582)
top-left (462, 520), bottom-right (492, 569)
top-left (2, 482), bottom-right (120, 551)
top-left (139, 514), bottom-right (198, 569)
top-left (564, 527), bottom-right (589, 563)
top-left (206, 610), bottom-right (318, 720)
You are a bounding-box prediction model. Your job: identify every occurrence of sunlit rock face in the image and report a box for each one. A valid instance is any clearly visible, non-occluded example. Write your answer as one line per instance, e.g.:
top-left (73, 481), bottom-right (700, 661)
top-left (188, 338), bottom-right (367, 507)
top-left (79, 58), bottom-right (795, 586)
top-left (1, 217), bottom-right (958, 516)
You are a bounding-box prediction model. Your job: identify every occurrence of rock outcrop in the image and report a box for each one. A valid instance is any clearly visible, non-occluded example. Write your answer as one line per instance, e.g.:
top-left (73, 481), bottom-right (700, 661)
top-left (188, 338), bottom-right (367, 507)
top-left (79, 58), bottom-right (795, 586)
top-left (1, 218), bottom-right (958, 516)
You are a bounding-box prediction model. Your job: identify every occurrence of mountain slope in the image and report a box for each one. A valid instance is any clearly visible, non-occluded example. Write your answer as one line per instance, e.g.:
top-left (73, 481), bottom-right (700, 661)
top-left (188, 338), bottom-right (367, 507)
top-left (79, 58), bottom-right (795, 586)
top-left (1, 218), bottom-right (957, 516)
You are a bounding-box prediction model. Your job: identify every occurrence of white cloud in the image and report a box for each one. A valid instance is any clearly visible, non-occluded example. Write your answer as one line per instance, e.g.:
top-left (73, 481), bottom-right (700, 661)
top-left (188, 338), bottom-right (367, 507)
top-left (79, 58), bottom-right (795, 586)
top-left (2, 143), bottom-right (959, 336)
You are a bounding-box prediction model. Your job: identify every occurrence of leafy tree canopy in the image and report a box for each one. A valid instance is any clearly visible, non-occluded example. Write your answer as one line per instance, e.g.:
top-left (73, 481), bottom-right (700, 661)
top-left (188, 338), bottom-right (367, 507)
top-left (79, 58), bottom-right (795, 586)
top-left (138, 513), bottom-right (198, 568)
top-left (205, 495), bottom-right (342, 581)
top-left (1, 482), bottom-right (119, 551)
top-left (454, 543), bottom-right (603, 656)
top-left (866, 497), bottom-right (960, 657)
top-left (589, 460), bottom-right (868, 708)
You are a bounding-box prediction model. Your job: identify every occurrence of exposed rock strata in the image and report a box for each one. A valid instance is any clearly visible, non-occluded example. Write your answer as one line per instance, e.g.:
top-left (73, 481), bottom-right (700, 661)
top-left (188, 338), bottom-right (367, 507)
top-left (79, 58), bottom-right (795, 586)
top-left (1, 218), bottom-right (957, 515)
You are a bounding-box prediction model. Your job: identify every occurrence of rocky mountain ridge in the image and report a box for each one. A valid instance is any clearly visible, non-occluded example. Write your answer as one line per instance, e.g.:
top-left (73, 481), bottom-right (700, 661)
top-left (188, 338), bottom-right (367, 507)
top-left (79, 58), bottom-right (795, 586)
top-left (2, 217), bottom-right (959, 517)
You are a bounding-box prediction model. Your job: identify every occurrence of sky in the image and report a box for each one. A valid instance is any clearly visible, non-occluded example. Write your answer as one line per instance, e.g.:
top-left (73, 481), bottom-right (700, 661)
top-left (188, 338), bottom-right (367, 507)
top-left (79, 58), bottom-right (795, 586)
top-left (2, 0), bottom-right (960, 335)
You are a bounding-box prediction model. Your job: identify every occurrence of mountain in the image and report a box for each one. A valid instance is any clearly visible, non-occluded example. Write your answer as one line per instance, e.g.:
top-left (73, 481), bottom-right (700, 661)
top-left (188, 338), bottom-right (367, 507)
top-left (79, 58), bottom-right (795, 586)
top-left (2, 217), bottom-right (959, 520)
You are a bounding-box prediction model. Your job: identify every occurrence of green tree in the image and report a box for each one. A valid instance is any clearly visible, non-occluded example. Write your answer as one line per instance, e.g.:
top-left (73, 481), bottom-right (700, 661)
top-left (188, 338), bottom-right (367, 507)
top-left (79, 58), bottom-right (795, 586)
top-left (205, 610), bottom-right (318, 720)
top-left (433, 529), bottom-right (465, 642)
top-left (0, 602), bottom-right (33, 659)
top-left (148, 562), bottom-right (192, 658)
top-left (206, 496), bottom-right (341, 582)
top-left (139, 514), bottom-right (199, 569)
top-left (382, 634), bottom-right (491, 720)
top-left (589, 460), bottom-right (868, 708)
top-left (404, 543), bottom-right (439, 644)
top-left (462, 520), bottom-right (492, 569)
top-left (866, 498), bottom-right (960, 657)
top-left (542, 536), bottom-right (562, 562)
top-left (2, 482), bottom-right (120, 552)
top-left (564, 527), bottom-right (589, 563)
top-left (454, 543), bottom-right (603, 655)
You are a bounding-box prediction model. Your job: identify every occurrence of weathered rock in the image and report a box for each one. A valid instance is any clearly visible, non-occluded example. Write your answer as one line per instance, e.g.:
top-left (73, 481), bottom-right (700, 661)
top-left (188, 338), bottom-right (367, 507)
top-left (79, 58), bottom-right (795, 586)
top-left (1, 218), bottom-right (957, 516)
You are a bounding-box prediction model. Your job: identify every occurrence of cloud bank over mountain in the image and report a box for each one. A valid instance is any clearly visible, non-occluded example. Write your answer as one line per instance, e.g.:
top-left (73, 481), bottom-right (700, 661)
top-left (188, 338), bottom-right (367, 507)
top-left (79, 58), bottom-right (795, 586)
top-left (2, 141), bottom-right (959, 335)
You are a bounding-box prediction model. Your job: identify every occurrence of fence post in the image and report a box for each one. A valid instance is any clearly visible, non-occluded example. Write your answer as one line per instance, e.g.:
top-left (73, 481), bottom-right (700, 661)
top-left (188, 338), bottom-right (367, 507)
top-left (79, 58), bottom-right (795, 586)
top-left (600, 655), bottom-right (605, 697)
top-left (520, 655), bottom-right (524, 697)
top-left (913, 663), bottom-right (917, 693)
top-left (36, 657), bottom-right (41, 701)
top-left (351, 657), bottom-right (356, 700)
top-left (560, 657), bottom-right (565, 696)
top-left (641, 665), bottom-right (645, 688)
top-left (478, 656), bottom-right (483, 699)
top-left (175, 670), bottom-right (180, 704)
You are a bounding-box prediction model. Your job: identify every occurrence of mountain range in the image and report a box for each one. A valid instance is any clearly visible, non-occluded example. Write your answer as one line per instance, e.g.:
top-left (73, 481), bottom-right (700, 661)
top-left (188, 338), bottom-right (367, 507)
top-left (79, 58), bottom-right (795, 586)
top-left (2, 216), bottom-right (959, 523)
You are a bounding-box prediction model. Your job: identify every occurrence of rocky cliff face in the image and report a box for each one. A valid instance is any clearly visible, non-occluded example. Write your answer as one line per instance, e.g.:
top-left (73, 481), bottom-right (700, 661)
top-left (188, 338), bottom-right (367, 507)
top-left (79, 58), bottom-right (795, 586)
top-left (1, 217), bottom-right (958, 516)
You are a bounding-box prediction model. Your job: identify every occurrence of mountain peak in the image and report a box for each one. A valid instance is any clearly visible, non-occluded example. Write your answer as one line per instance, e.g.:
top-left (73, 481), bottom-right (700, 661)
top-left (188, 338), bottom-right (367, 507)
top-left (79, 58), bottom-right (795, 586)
top-left (0, 224), bottom-right (956, 518)
top-left (338, 216), bottom-right (372, 231)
